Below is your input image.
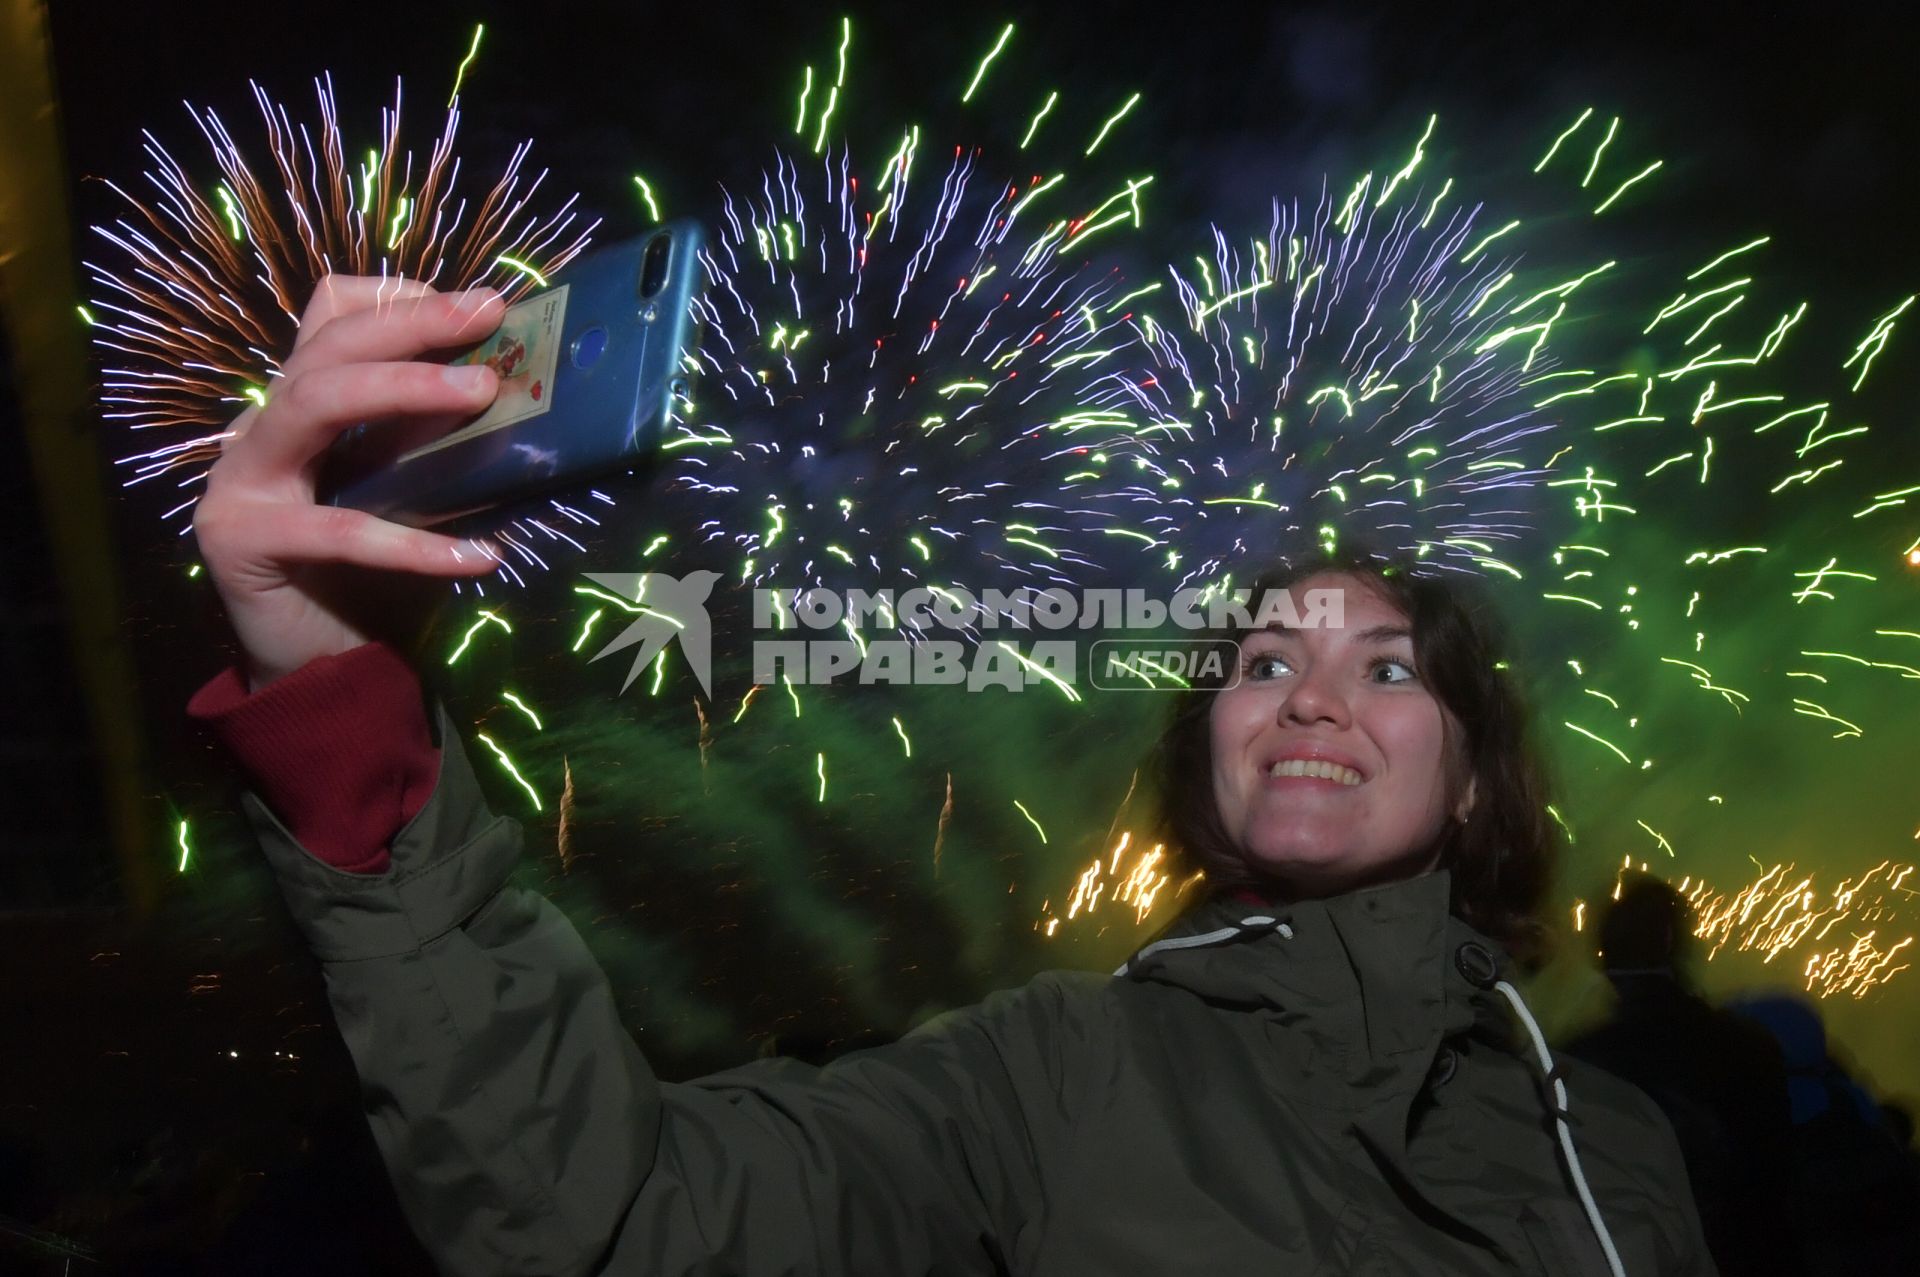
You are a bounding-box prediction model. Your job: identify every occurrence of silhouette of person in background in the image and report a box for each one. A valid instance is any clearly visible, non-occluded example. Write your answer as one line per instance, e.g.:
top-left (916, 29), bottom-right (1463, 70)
top-left (1883, 1100), bottom-right (1917, 1153)
top-left (1729, 994), bottom-right (1920, 1276)
top-left (1564, 874), bottom-right (1805, 1277)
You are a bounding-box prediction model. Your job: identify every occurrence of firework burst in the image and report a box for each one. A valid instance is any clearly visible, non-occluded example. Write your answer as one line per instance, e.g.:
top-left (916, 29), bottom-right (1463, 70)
top-left (646, 140), bottom-right (1149, 616)
top-left (84, 67), bottom-right (596, 527)
top-left (1053, 122), bottom-right (1612, 587)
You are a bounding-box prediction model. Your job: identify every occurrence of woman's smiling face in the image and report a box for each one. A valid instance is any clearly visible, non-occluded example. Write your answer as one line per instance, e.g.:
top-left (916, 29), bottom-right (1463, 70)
top-left (1208, 571), bottom-right (1471, 897)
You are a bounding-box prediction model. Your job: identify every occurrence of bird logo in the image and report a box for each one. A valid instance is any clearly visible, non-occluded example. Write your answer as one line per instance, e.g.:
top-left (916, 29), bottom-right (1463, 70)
top-left (581, 571), bottom-right (722, 697)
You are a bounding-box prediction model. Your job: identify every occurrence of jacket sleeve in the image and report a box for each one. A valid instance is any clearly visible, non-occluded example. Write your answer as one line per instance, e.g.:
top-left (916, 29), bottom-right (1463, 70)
top-left (244, 702), bottom-right (1055, 1277)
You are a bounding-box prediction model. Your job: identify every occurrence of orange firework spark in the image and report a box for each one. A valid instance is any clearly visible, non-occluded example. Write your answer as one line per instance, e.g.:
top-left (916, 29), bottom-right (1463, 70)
top-left (85, 72), bottom-right (596, 522)
top-left (1036, 830), bottom-right (1204, 939)
top-left (1677, 859), bottom-right (1915, 998)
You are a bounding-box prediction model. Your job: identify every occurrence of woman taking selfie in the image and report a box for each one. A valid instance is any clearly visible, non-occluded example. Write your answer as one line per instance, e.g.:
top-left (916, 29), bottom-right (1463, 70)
top-left (188, 277), bottom-right (1714, 1275)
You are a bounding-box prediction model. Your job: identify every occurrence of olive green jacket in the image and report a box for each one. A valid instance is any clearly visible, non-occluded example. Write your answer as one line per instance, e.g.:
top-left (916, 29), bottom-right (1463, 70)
top-left (245, 707), bottom-right (1714, 1276)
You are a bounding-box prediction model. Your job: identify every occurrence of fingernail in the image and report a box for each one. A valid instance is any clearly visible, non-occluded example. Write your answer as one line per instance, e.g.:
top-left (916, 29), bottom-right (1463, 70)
top-left (443, 363), bottom-right (492, 391)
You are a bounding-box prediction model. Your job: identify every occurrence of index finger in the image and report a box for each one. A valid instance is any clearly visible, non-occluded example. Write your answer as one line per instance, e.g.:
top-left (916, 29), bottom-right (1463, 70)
top-left (292, 275), bottom-right (439, 349)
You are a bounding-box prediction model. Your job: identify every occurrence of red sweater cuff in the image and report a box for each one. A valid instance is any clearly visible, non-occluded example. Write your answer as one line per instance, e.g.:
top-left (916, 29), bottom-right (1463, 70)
top-left (187, 643), bottom-right (440, 875)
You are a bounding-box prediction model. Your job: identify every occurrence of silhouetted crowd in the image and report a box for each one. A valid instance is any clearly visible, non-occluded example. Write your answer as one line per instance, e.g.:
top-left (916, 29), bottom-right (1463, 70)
top-left (1566, 875), bottom-right (1920, 1276)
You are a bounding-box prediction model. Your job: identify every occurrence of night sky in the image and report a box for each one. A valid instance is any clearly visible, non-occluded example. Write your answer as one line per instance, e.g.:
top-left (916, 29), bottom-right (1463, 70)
top-left (8, 0), bottom-right (1917, 1265)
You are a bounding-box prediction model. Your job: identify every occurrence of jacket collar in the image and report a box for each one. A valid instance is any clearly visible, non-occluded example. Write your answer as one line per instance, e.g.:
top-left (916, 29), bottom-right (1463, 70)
top-left (1118, 870), bottom-right (1510, 1074)
top-left (1117, 874), bottom-right (1635, 1268)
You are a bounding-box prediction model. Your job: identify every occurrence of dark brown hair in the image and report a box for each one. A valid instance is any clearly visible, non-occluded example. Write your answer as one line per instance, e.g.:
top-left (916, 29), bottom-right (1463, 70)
top-left (1152, 549), bottom-right (1558, 962)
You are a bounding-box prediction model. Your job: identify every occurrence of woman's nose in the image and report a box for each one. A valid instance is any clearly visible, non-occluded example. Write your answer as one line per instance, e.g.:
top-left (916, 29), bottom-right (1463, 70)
top-left (1278, 668), bottom-right (1351, 727)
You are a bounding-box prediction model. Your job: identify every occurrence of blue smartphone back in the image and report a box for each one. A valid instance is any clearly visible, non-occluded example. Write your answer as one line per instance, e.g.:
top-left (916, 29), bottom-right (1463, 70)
top-left (324, 219), bottom-right (704, 526)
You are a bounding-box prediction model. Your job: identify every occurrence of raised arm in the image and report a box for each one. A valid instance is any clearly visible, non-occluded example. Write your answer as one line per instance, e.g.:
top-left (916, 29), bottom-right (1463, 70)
top-left (191, 275), bottom-right (1057, 1275)
top-left (238, 708), bottom-right (1050, 1275)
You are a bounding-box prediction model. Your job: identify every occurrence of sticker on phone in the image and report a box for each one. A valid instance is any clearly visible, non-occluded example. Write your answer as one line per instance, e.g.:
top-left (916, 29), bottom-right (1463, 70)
top-left (400, 285), bottom-right (568, 462)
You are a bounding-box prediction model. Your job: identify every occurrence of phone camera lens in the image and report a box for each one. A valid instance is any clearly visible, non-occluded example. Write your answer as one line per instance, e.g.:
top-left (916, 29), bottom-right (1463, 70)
top-left (638, 233), bottom-right (672, 299)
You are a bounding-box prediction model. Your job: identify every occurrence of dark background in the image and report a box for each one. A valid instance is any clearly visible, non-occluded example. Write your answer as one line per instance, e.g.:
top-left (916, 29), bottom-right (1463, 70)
top-left (5, 0), bottom-right (1916, 1269)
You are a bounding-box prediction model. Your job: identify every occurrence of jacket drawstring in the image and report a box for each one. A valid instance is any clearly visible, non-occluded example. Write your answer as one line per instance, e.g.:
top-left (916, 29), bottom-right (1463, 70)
top-left (1493, 978), bottom-right (1628, 1277)
top-left (1113, 915), bottom-right (1293, 977)
top-left (1119, 917), bottom-right (1631, 1276)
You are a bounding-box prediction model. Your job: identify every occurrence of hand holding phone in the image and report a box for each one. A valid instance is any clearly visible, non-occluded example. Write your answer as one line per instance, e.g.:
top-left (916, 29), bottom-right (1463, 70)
top-left (321, 221), bottom-right (705, 527)
top-left (194, 280), bottom-right (506, 691)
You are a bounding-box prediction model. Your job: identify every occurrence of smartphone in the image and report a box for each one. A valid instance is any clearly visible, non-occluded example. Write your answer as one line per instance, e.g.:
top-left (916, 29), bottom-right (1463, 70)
top-left (320, 220), bottom-right (704, 527)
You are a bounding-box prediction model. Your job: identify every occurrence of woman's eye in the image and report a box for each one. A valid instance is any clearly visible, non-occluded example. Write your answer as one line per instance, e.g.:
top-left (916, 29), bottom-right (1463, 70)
top-left (1369, 659), bottom-right (1416, 684)
top-left (1247, 653), bottom-right (1292, 680)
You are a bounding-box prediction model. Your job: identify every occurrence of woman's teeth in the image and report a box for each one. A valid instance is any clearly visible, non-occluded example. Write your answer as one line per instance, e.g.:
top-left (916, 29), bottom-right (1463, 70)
top-left (1268, 759), bottom-right (1362, 785)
